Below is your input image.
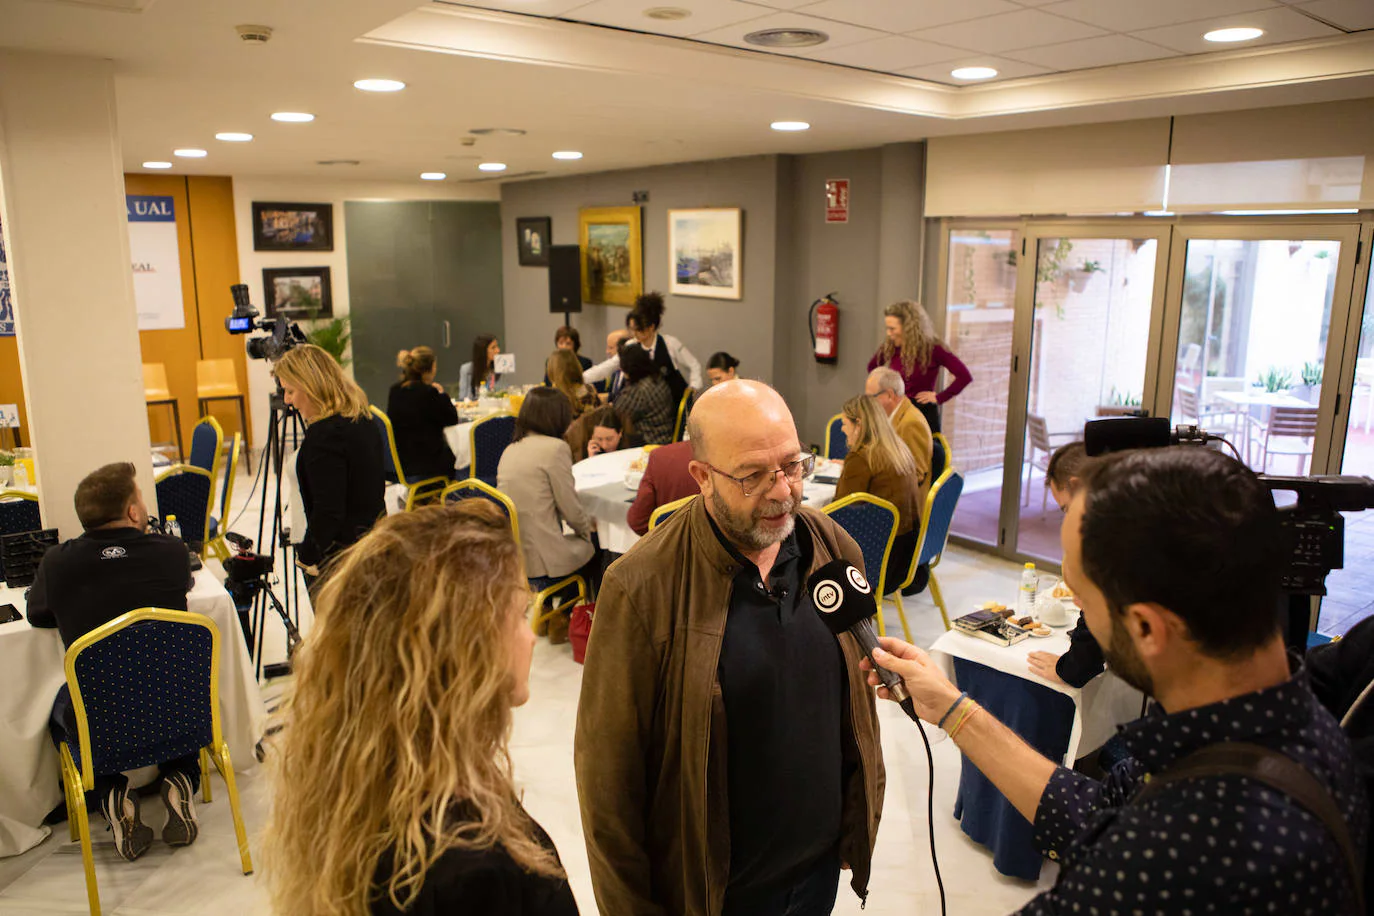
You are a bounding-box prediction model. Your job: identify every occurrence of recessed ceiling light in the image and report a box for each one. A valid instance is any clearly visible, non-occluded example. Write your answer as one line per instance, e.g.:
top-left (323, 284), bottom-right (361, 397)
top-left (745, 28), bottom-right (829, 48)
top-left (354, 78), bottom-right (406, 92)
top-left (478, 162), bottom-right (508, 172)
top-left (644, 6), bottom-right (690, 20)
top-left (215, 132), bottom-right (253, 142)
top-left (143, 161), bottom-right (173, 169)
top-left (552, 151), bottom-right (584, 160)
top-left (420, 172), bottom-right (447, 180)
top-left (770, 121), bottom-right (810, 132)
top-left (173, 148), bottom-right (207, 158)
top-left (1203, 26), bottom-right (1263, 42)
top-left (271, 111), bottom-right (315, 123)
top-left (951, 66), bottom-right (998, 80)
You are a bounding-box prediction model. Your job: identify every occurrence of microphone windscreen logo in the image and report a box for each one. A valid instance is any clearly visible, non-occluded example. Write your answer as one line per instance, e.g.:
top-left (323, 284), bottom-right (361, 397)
top-left (813, 579), bottom-right (843, 613)
top-left (847, 566), bottom-right (871, 594)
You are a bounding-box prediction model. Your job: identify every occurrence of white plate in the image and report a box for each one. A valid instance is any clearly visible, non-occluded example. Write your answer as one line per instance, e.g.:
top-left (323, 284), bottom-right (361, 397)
top-left (624, 470), bottom-right (644, 491)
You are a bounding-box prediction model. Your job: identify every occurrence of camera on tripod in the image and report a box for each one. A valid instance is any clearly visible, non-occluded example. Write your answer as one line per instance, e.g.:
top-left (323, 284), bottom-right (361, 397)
top-left (224, 283), bottom-right (306, 361)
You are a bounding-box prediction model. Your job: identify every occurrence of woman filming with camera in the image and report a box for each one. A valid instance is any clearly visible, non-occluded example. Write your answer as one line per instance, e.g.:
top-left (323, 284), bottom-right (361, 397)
top-left (265, 502), bottom-right (579, 915)
top-left (274, 344), bottom-right (385, 581)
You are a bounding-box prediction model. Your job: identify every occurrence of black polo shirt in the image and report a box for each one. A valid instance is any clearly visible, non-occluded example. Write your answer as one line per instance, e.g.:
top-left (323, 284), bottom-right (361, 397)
top-left (710, 514), bottom-right (845, 906)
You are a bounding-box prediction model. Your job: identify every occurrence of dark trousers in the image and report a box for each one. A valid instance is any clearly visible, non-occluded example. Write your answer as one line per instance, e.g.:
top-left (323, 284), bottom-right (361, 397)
top-left (883, 528), bottom-right (919, 596)
top-left (912, 398), bottom-right (941, 434)
top-left (50, 686), bottom-right (201, 805)
top-left (722, 850), bottom-right (842, 916)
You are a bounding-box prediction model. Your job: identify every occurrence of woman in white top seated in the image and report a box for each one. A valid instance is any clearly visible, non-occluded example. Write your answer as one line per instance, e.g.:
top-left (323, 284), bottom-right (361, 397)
top-left (496, 387), bottom-right (600, 643)
top-left (583, 292), bottom-right (702, 392)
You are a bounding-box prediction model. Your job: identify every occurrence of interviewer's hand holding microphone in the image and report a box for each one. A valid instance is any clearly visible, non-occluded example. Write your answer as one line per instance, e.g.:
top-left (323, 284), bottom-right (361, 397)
top-left (863, 639), bottom-right (962, 723)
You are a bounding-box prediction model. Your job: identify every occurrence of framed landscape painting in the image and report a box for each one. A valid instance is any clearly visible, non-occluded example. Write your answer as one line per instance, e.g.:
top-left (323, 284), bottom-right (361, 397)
top-left (668, 208), bottom-right (742, 300)
top-left (262, 266), bottom-right (333, 318)
top-left (579, 206), bottom-right (642, 307)
top-left (251, 201), bottom-right (334, 252)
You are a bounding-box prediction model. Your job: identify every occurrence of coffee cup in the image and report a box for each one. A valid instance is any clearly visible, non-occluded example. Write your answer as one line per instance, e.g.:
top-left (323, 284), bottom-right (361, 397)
top-left (1039, 593), bottom-right (1069, 627)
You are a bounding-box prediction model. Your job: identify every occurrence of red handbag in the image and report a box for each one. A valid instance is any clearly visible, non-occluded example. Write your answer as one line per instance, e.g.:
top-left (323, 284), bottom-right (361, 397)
top-left (569, 603), bottom-right (595, 664)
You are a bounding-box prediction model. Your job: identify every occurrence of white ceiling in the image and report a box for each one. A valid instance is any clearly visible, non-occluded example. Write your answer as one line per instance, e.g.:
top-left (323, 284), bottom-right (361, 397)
top-left (458, 0), bottom-right (1370, 84)
top-left (0, 0), bottom-right (1370, 183)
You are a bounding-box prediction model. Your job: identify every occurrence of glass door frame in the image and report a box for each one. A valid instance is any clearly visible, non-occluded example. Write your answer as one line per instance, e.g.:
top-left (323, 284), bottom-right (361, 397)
top-left (1150, 219), bottom-right (1365, 476)
top-left (1323, 220), bottom-right (1374, 475)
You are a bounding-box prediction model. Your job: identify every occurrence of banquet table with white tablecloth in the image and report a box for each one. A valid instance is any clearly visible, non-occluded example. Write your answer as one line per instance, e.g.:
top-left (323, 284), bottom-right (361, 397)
top-left (0, 569), bottom-right (266, 858)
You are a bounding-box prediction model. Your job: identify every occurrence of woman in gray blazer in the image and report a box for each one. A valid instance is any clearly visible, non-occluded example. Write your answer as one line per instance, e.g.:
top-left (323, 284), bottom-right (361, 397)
top-left (497, 389), bottom-right (599, 636)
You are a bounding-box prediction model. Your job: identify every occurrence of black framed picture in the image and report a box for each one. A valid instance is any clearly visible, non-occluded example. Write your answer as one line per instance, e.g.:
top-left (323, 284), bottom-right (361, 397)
top-left (262, 266), bottom-right (333, 319)
top-left (517, 216), bottom-right (552, 267)
top-left (251, 201), bottom-right (334, 251)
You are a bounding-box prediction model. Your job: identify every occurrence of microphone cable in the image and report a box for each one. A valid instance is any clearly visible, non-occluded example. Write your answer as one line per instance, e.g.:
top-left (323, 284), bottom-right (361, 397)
top-left (898, 696), bottom-right (947, 916)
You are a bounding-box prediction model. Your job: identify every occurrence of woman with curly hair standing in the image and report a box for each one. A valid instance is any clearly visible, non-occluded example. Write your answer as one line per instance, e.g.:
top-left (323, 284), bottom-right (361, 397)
top-left (264, 501), bottom-right (579, 916)
top-left (866, 299), bottom-right (972, 434)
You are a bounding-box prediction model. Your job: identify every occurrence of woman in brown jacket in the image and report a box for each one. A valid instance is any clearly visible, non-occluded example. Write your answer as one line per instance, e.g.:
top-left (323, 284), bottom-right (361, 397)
top-left (834, 393), bottom-right (922, 594)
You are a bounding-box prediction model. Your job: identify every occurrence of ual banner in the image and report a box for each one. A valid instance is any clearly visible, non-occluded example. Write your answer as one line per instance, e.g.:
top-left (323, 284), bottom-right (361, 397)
top-left (0, 213), bottom-right (13, 337)
top-left (126, 195), bottom-right (185, 330)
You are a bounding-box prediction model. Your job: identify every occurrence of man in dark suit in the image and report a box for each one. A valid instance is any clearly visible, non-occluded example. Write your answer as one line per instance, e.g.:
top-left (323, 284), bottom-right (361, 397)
top-left (626, 440), bottom-right (699, 535)
top-left (28, 462), bottom-right (199, 862)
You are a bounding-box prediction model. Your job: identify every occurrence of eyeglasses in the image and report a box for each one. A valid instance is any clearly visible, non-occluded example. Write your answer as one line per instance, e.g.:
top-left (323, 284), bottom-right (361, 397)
top-left (705, 454), bottom-right (815, 497)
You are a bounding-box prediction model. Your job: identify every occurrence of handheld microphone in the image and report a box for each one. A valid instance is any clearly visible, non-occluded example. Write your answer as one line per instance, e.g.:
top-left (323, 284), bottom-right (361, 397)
top-left (808, 559), bottom-right (912, 708)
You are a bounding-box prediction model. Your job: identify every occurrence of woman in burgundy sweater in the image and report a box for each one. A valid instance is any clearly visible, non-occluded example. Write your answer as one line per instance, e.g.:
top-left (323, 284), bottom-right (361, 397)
top-left (866, 299), bottom-right (972, 433)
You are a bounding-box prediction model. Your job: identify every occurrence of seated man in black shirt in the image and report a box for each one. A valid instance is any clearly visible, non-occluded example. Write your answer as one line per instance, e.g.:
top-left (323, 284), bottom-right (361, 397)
top-left (28, 461), bottom-right (198, 862)
top-left (868, 447), bottom-right (1368, 914)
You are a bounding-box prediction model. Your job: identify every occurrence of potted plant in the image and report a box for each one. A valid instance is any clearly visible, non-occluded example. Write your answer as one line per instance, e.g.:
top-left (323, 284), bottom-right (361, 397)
top-left (0, 450), bottom-right (12, 488)
top-left (1258, 366), bottom-right (1295, 394)
top-left (1067, 259), bottom-right (1105, 294)
top-left (1293, 361), bottom-right (1323, 403)
top-left (304, 315), bottom-right (352, 369)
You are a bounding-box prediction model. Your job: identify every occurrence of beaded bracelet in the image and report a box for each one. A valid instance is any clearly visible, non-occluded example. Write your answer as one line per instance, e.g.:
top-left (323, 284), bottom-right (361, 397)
top-left (936, 691), bottom-right (968, 729)
top-left (949, 703), bottom-right (982, 740)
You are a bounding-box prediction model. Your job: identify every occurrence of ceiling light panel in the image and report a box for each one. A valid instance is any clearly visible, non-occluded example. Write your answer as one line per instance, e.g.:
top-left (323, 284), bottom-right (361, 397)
top-left (173, 148), bottom-right (207, 157)
top-left (899, 55), bottom-right (1049, 84)
top-left (799, 0), bottom-right (1019, 34)
top-left (215, 132), bottom-right (253, 142)
top-left (478, 162), bottom-right (508, 171)
top-left (1203, 27), bottom-right (1264, 42)
top-left (558, 0), bottom-right (770, 38)
top-left (271, 111), bottom-right (315, 122)
top-left (693, 12), bottom-right (887, 57)
top-left (1129, 6), bottom-right (1338, 54)
top-left (143, 161), bottom-right (173, 169)
top-left (552, 151), bottom-right (583, 159)
top-left (354, 78), bottom-right (407, 92)
top-left (911, 9), bottom-right (1107, 54)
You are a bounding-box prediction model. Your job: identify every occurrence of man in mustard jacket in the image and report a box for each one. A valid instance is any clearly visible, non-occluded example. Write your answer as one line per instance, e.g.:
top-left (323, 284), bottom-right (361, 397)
top-left (575, 380), bottom-right (885, 916)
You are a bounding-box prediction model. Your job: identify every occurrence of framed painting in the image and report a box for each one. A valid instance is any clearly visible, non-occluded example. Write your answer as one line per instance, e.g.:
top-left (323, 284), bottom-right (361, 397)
top-left (251, 201), bottom-right (334, 251)
top-left (262, 266), bottom-right (333, 319)
top-left (579, 206), bottom-right (643, 307)
top-left (517, 216), bottom-right (552, 267)
top-left (668, 208), bottom-right (742, 300)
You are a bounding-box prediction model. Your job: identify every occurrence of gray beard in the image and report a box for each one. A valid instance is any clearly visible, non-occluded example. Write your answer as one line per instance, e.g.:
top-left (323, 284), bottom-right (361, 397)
top-left (710, 487), bottom-right (799, 551)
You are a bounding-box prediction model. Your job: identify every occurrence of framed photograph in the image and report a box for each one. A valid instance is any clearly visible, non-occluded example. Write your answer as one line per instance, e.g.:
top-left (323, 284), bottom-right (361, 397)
top-left (517, 216), bottom-right (552, 267)
top-left (668, 208), bottom-right (742, 300)
top-left (251, 201), bottom-right (334, 251)
top-left (262, 266), bottom-right (332, 319)
top-left (579, 206), bottom-right (643, 307)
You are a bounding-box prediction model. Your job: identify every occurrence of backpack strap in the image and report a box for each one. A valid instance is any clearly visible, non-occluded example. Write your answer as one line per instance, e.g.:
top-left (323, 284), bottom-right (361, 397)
top-left (1133, 741), bottom-right (1364, 913)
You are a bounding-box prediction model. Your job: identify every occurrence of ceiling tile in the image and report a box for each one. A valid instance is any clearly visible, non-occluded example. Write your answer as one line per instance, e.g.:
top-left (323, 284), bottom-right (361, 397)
top-left (1039, 0), bottom-right (1280, 34)
top-left (909, 9), bottom-right (1108, 53)
top-left (898, 55), bottom-right (1053, 84)
top-left (1008, 34), bottom-right (1180, 69)
top-left (809, 35), bottom-right (968, 70)
top-left (691, 10), bottom-right (888, 52)
top-left (1130, 5), bottom-right (1342, 53)
top-left (563, 0), bottom-right (771, 37)
top-left (799, 0), bottom-right (1021, 34)
top-left (460, 0), bottom-right (600, 16)
top-left (1294, 0), bottom-right (1374, 30)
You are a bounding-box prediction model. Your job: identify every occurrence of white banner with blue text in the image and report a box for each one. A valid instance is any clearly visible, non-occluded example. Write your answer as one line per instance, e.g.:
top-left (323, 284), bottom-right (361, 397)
top-left (126, 194), bottom-right (185, 330)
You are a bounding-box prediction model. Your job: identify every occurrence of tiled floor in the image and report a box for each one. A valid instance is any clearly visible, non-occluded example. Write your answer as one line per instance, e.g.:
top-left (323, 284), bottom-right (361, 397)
top-left (0, 464), bottom-right (1053, 915)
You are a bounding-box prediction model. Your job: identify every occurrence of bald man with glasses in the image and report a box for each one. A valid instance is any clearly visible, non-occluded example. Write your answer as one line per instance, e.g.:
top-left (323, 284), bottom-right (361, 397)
top-left (575, 380), bottom-right (884, 916)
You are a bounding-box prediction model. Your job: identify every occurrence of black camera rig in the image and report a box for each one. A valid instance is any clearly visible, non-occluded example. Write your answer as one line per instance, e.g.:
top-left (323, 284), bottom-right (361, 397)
top-left (224, 282), bottom-right (307, 361)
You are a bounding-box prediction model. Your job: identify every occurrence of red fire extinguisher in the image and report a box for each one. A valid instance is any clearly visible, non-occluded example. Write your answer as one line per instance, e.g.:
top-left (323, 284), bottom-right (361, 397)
top-left (809, 293), bottom-right (839, 364)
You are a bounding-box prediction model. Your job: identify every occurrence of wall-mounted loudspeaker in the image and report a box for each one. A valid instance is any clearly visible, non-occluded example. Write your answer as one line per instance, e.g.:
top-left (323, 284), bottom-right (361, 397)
top-left (548, 245), bottom-right (582, 314)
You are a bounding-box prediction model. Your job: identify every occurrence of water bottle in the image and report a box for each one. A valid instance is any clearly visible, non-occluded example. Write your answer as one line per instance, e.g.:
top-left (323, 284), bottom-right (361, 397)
top-left (1017, 562), bottom-right (1039, 618)
top-left (166, 514), bottom-right (181, 541)
top-left (478, 381), bottom-right (489, 399)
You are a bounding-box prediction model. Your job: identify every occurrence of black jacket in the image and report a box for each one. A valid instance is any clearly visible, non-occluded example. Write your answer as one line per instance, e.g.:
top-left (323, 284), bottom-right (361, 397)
top-left (27, 526), bottom-right (193, 648)
top-left (387, 382), bottom-right (460, 480)
top-left (371, 813), bottom-right (578, 916)
top-left (1055, 616), bottom-right (1106, 689)
top-left (296, 414), bottom-right (386, 568)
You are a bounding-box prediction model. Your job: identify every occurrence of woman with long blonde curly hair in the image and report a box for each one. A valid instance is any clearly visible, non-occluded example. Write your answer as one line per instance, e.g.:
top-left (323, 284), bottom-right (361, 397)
top-left (866, 299), bottom-right (973, 434)
top-left (264, 501), bottom-right (578, 916)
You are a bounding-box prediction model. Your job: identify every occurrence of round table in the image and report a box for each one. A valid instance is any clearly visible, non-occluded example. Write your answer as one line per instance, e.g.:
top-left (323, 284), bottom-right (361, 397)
top-left (0, 569), bottom-right (267, 858)
top-left (572, 449), bottom-right (841, 555)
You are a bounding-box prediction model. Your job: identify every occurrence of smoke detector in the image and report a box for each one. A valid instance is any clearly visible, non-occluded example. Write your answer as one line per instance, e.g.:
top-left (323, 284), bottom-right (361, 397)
top-left (469, 128), bottom-right (527, 137)
top-left (644, 7), bottom-right (691, 20)
top-left (236, 24), bottom-right (273, 44)
top-left (460, 137), bottom-right (477, 147)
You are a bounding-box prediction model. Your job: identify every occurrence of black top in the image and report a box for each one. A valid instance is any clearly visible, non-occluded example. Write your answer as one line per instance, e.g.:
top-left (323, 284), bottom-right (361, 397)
top-left (1055, 616), bottom-right (1106, 688)
top-left (712, 517), bottom-right (844, 905)
top-left (27, 527), bottom-right (193, 648)
top-left (296, 414), bottom-right (386, 568)
top-left (1024, 663), bottom-right (1369, 915)
top-left (371, 811), bottom-right (578, 916)
top-left (387, 382), bottom-right (460, 481)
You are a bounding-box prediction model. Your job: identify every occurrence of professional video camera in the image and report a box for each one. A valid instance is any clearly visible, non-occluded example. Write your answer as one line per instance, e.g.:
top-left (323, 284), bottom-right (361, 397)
top-left (224, 282), bottom-right (306, 361)
top-left (1085, 416), bottom-right (1374, 647)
